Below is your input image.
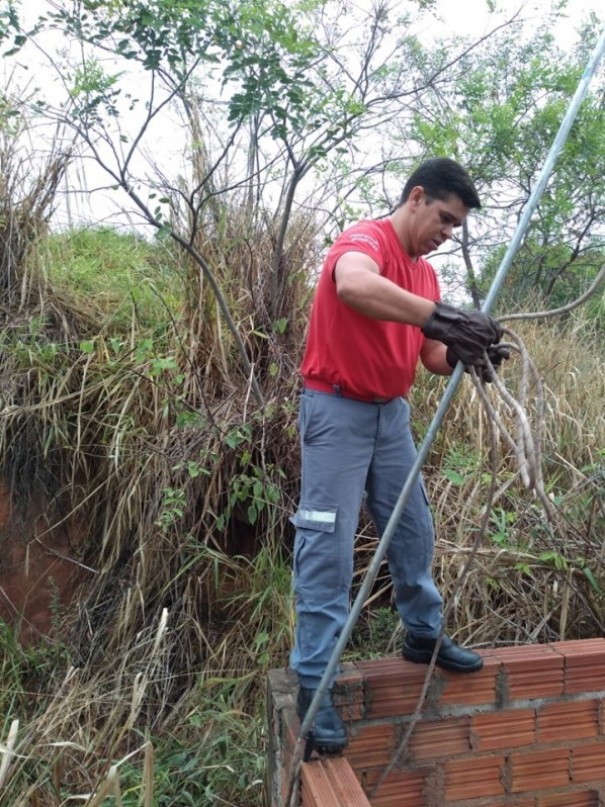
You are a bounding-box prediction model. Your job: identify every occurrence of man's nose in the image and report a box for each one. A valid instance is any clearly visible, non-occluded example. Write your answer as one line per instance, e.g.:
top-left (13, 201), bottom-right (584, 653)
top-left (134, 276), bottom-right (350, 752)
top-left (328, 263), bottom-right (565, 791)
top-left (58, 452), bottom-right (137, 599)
top-left (442, 223), bottom-right (454, 239)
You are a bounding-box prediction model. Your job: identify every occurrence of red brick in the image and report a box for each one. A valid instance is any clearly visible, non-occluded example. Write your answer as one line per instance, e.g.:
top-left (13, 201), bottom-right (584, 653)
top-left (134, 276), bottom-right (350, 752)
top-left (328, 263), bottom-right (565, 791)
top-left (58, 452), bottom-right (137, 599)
top-left (408, 716), bottom-right (471, 761)
top-left (482, 644), bottom-right (560, 663)
top-left (357, 657), bottom-right (441, 718)
top-left (335, 661), bottom-right (364, 686)
top-left (444, 754), bottom-right (506, 801)
top-left (300, 756), bottom-right (371, 807)
top-left (326, 756), bottom-right (372, 807)
top-left (550, 638), bottom-right (605, 657)
top-left (471, 708), bottom-right (536, 751)
top-left (300, 758), bottom-right (340, 807)
top-left (537, 700), bottom-right (599, 743)
top-left (536, 788), bottom-right (600, 806)
top-left (345, 722), bottom-right (396, 769)
top-left (359, 768), bottom-right (433, 807)
top-left (570, 740), bottom-right (605, 784)
top-left (438, 656), bottom-right (500, 707)
top-left (482, 645), bottom-right (564, 701)
top-left (363, 688), bottom-right (428, 720)
top-left (333, 662), bottom-right (365, 721)
top-left (510, 747), bottom-right (570, 792)
top-left (269, 642), bottom-right (605, 807)
top-left (566, 669), bottom-right (605, 695)
top-left (551, 639), bottom-right (605, 695)
top-left (449, 798), bottom-right (535, 807)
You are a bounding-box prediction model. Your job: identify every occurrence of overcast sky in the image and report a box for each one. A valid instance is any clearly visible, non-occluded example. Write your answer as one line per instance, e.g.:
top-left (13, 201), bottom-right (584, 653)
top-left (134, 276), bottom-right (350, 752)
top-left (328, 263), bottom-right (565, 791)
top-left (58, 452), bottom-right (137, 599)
top-left (424, 0), bottom-right (600, 42)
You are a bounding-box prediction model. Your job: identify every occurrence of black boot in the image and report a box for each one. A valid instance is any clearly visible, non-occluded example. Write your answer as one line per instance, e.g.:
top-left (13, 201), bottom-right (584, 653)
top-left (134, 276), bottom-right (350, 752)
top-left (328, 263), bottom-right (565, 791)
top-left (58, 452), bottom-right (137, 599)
top-left (402, 633), bottom-right (483, 673)
top-left (296, 686), bottom-right (348, 756)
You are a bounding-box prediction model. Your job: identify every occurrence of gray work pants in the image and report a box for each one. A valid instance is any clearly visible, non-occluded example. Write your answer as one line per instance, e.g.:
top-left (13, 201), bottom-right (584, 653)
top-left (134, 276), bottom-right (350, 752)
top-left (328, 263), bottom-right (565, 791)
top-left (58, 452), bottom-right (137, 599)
top-left (289, 389), bottom-right (443, 688)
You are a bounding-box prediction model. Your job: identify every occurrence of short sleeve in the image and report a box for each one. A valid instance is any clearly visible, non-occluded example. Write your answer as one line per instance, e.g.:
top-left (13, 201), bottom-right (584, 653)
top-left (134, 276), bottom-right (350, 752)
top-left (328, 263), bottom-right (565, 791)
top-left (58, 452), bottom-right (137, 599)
top-left (325, 221), bottom-right (385, 279)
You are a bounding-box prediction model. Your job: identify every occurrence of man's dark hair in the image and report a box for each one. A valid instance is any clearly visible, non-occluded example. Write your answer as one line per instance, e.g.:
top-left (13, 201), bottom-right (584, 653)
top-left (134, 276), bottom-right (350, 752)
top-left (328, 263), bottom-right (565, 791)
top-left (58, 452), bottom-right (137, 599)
top-left (399, 157), bottom-right (481, 209)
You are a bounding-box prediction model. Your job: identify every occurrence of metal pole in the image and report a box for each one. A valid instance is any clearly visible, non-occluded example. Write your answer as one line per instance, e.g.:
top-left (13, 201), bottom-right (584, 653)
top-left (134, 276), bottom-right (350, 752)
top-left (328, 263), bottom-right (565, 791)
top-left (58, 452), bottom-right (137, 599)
top-left (294, 22), bottom-right (605, 759)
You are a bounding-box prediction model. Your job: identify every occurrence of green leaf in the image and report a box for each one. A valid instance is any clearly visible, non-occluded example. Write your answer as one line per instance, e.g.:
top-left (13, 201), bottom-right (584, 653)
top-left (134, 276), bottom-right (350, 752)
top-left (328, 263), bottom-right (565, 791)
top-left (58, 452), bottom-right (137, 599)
top-left (582, 566), bottom-right (601, 594)
top-left (443, 469), bottom-right (466, 485)
top-left (80, 340), bottom-right (95, 354)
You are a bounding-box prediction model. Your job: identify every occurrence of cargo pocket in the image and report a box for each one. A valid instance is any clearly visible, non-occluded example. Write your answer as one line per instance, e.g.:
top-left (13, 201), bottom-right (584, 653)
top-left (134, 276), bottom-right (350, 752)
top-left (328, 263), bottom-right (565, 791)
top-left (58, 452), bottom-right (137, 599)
top-left (291, 504), bottom-right (342, 593)
top-left (291, 506), bottom-right (338, 534)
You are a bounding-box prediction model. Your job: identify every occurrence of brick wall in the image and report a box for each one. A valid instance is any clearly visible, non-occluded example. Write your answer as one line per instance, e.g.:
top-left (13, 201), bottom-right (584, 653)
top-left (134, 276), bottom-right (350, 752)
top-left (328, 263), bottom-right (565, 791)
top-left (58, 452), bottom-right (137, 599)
top-left (267, 639), bottom-right (605, 806)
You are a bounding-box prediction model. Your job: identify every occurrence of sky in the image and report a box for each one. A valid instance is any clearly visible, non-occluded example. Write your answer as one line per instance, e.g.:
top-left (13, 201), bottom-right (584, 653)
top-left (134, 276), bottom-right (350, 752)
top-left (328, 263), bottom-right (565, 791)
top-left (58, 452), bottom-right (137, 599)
top-left (421, 0), bottom-right (600, 44)
top-left (6, 0), bottom-right (605, 232)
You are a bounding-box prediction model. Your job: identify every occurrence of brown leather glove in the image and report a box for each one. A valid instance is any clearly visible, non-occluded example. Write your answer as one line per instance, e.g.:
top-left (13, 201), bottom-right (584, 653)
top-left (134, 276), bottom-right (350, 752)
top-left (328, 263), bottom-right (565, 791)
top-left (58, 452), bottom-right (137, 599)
top-left (422, 302), bottom-right (503, 365)
top-left (446, 343), bottom-right (511, 382)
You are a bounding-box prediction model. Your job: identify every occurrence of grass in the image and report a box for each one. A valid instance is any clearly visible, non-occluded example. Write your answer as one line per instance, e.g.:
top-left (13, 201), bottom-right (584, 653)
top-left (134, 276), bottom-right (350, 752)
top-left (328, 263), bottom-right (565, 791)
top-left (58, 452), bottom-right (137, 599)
top-left (43, 227), bottom-right (183, 330)
top-left (0, 546), bottom-right (291, 805)
top-left (0, 220), bottom-right (603, 805)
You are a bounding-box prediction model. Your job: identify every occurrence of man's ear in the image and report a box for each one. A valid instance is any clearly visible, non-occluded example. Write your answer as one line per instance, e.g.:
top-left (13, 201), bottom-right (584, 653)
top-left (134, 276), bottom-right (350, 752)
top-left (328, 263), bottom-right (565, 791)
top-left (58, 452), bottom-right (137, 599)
top-left (408, 185), bottom-right (426, 206)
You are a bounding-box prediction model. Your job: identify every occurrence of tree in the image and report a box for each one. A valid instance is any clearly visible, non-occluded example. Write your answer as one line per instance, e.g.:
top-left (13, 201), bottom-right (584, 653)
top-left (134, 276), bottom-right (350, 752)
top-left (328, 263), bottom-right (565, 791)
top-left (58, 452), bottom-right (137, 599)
top-left (3, 0), bottom-right (602, 381)
top-left (2, 0), bottom-right (542, 403)
top-left (385, 10), bottom-right (605, 312)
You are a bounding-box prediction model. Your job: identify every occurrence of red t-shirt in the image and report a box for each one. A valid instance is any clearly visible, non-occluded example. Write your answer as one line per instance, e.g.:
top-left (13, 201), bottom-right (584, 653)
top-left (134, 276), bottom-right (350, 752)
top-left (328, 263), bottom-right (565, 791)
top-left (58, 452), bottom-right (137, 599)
top-left (300, 218), bottom-right (441, 399)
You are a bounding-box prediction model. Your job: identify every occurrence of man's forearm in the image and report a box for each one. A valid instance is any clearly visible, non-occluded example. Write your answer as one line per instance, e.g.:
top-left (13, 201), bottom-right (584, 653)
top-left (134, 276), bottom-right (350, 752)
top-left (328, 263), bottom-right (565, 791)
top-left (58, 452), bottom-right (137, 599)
top-left (336, 265), bottom-right (435, 326)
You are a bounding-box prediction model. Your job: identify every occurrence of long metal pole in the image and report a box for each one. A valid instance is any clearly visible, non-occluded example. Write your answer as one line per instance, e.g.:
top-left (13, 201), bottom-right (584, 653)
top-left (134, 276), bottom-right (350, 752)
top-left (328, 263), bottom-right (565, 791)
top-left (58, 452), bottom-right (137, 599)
top-left (294, 21), bottom-right (605, 762)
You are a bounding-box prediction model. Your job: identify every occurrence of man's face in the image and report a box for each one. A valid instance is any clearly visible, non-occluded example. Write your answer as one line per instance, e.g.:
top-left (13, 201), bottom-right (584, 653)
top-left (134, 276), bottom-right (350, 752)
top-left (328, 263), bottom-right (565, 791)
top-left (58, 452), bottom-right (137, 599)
top-left (408, 189), bottom-right (469, 257)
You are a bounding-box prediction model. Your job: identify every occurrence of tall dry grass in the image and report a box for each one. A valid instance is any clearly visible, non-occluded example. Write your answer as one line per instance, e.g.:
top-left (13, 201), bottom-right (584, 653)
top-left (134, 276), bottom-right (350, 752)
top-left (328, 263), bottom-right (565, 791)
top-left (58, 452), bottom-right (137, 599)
top-left (0, 156), bottom-right (309, 804)
top-left (415, 314), bottom-right (605, 647)
top-left (0, 132), bottom-right (603, 804)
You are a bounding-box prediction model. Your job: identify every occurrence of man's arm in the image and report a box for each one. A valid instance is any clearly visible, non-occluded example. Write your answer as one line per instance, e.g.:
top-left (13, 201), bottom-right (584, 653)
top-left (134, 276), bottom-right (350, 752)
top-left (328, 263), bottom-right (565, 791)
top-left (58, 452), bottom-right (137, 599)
top-left (334, 250), bottom-right (503, 371)
top-left (334, 251), bottom-right (436, 326)
top-left (420, 339), bottom-right (454, 376)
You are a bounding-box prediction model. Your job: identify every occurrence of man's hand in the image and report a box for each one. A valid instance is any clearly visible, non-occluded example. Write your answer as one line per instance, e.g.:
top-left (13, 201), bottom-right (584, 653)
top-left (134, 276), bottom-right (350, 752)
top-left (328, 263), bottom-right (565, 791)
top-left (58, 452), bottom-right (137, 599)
top-left (446, 343), bottom-right (511, 382)
top-left (422, 302), bottom-right (502, 365)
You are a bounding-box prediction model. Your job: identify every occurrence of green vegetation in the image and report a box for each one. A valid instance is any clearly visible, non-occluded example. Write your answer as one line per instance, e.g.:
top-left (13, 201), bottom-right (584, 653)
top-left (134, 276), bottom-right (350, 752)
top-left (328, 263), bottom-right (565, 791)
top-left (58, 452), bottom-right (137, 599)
top-left (45, 228), bottom-right (183, 328)
top-left (0, 232), bottom-right (605, 807)
top-left (0, 225), bottom-right (604, 806)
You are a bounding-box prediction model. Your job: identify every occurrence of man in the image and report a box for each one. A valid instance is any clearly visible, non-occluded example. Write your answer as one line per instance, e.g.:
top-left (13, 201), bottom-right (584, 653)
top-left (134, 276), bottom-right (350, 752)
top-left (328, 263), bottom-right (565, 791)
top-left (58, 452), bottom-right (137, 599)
top-left (290, 157), bottom-right (507, 755)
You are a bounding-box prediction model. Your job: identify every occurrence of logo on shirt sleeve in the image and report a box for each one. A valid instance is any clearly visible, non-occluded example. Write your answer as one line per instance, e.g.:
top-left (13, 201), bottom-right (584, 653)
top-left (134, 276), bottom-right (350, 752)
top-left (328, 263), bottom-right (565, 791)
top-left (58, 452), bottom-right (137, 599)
top-left (348, 232), bottom-right (380, 252)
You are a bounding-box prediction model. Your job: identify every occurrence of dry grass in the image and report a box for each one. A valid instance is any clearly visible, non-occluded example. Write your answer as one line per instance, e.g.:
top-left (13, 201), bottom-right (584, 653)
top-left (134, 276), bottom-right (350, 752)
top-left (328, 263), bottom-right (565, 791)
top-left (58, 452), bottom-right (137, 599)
top-left (412, 314), bottom-right (605, 648)
top-left (1, 264), bottom-right (603, 805)
top-left (0, 141), bottom-right (308, 804)
top-left (0, 131), bottom-right (603, 805)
